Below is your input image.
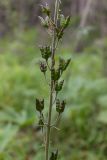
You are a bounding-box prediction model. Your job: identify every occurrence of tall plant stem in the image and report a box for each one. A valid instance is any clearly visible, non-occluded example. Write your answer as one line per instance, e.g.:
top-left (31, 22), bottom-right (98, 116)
top-left (45, 0), bottom-right (60, 160)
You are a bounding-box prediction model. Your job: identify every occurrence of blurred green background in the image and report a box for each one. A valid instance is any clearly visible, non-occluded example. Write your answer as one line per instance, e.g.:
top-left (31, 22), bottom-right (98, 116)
top-left (0, 0), bottom-right (107, 160)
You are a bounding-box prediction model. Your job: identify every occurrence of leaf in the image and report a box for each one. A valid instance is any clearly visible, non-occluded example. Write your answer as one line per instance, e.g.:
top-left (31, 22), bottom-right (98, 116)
top-left (98, 95), bottom-right (107, 108)
top-left (0, 107), bottom-right (35, 127)
top-left (0, 107), bottom-right (19, 123)
top-left (97, 111), bottom-right (107, 124)
top-left (0, 124), bottom-right (19, 152)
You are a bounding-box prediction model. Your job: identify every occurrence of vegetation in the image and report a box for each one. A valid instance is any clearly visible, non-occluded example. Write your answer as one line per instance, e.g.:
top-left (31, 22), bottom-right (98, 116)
top-left (0, 28), bottom-right (107, 159)
top-left (0, 0), bottom-right (107, 160)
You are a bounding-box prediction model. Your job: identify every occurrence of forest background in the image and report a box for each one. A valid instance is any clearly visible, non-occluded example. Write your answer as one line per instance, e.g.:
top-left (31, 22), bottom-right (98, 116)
top-left (0, 0), bottom-right (107, 159)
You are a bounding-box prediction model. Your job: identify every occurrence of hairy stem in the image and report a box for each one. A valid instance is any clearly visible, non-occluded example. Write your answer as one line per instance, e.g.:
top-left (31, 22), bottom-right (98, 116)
top-left (45, 1), bottom-right (60, 160)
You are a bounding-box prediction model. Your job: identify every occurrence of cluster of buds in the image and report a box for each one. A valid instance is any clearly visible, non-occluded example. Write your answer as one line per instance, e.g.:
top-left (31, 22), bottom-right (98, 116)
top-left (60, 15), bottom-right (71, 30)
top-left (50, 150), bottom-right (58, 160)
top-left (39, 4), bottom-right (71, 41)
top-left (40, 61), bottom-right (47, 74)
top-left (51, 58), bottom-right (71, 82)
top-left (56, 99), bottom-right (66, 114)
top-left (39, 45), bottom-right (51, 61)
top-left (51, 68), bottom-right (61, 81)
top-left (56, 15), bottom-right (71, 40)
top-left (59, 58), bottom-right (71, 73)
top-left (55, 80), bottom-right (64, 92)
top-left (36, 98), bottom-right (44, 114)
top-left (39, 3), bottom-right (56, 33)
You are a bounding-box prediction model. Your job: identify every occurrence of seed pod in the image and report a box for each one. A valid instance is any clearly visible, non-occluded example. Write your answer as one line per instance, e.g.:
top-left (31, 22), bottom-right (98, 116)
top-left (40, 61), bottom-right (47, 73)
top-left (56, 99), bottom-right (66, 114)
top-left (51, 68), bottom-right (61, 81)
top-left (39, 46), bottom-right (51, 61)
top-left (55, 80), bottom-right (64, 92)
top-left (36, 98), bottom-right (44, 113)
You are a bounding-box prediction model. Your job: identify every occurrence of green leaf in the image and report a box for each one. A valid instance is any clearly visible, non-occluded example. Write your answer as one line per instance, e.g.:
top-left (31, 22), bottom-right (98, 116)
top-left (97, 111), bottom-right (107, 123)
top-left (0, 124), bottom-right (18, 152)
top-left (98, 95), bottom-right (107, 108)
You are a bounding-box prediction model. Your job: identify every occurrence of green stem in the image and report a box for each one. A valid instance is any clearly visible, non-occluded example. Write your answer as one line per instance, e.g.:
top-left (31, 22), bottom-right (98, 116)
top-left (45, 1), bottom-right (60, 160)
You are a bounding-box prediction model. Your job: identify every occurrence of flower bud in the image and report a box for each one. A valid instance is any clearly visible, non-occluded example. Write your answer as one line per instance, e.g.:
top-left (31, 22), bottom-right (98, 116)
top-left (51, 68), bottom-right (61, 81)
top-left (36, 98), bottom-right (44, 113)
top-left (40, 61), bottom-right (47, 73)
top-left (59, 57), bottom-right (71, 72)
top-left (56, 99), bottom-right (66, 114)
top-left (41, 3), bottom-right (51, 16)
top-left (55, 80), bottom-right (64, 92)
top-left (56, 15), bottom-right (70, 40)
top-left (39, 45), bottom-right (51, 61)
